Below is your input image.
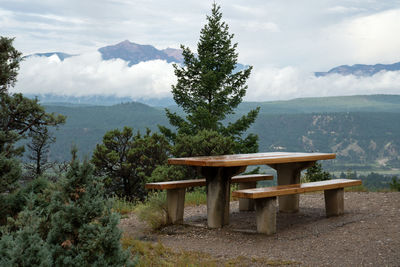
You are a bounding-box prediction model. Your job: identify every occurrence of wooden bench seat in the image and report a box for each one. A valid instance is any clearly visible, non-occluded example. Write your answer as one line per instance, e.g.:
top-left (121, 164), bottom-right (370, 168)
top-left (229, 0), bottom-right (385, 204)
top-left (232, 179), bottom-right (362, 235)
top-left (146, 174), bottom-right (273, 223)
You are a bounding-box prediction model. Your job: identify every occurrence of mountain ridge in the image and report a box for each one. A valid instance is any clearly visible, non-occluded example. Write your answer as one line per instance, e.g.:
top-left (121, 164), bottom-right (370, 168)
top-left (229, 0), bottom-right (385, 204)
top-left (315, 61), bottom-right (400, 77)
top-left (98, 40), bottom-right (183, 66)
top-left (41, 96), bottom-right (400, 171)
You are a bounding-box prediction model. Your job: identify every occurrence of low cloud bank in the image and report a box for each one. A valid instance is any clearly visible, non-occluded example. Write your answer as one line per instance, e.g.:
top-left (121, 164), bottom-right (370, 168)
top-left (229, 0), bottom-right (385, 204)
top-left (15, 52), bottom-right (176, 99)
top-left (247, 66), bottom-right (400, 101)
top-left (13, 53), bottom-right (400, 102)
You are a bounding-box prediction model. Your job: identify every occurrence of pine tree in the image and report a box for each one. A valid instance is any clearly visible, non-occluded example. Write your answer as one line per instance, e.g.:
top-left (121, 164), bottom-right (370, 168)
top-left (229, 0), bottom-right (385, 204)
top-left (160, 3), bottom-right (260, 154)
top-left (46, 159), bottom-right (131, 266)
top-left (389, 176), bottom-right (400, 191)
top-left (0, 36), bottom-right (65, 193)
top-left (304, 162), bottom-right (331, 182)
top-left (0, 37), bottom-right (22, 94)
top-left (92, 127), bottom-right (170, 200)
top-left (26, 127), bottom-right (56, 178)
top-left (0, 159), bottom-right (132, 266)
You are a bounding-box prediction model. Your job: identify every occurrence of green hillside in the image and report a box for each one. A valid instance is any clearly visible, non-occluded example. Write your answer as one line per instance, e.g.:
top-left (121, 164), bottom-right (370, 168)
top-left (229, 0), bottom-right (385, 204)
top-left (237, 95), bottom-right (400, 114)
top-left (39, 95), bottom-right (400, 172)
top-left (44, 102), bottom-right (168, 160)
top-left (252, 112), bottom-right (400, 171)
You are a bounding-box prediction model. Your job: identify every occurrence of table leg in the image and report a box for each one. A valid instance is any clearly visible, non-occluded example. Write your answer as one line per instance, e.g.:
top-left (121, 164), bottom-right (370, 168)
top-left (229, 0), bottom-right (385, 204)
top-left (268, 161), bottom-right (315, 213)
top-left (199, 166), bottom-right (246, 228)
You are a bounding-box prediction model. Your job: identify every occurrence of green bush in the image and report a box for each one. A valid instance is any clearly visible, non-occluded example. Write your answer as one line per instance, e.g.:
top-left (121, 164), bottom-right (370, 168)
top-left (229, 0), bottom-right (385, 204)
top-left (389, 176), bottom-right (400, 191)
top-left (303, 162), bottom-right (331, 182)
top-left (0, 177), bottom-right (51, 226)
top-left (0, 195), bottom-right (53, 266)
top-left (0, 159), bottom-right (132, 266)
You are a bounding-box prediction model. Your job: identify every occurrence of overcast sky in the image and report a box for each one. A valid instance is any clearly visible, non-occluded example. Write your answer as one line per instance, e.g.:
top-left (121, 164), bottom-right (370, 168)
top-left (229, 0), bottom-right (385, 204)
top-left (2, 0), bottom-right (400, 101)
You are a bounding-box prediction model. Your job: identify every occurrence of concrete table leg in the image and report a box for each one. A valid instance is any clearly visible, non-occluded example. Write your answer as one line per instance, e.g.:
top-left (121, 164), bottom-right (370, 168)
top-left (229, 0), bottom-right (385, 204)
top-left (255, 197), bottom-right (277, 235)
top-left (324, 188), bottom-right (344, 217)
top-left (166, 188), bottom-right (185, 224)
top-left (200, 166), bottom-right (246, 228)
top-left (238, 181), bottom-right (257, 211)
top-left (268, 161), bottom-right (315, 213)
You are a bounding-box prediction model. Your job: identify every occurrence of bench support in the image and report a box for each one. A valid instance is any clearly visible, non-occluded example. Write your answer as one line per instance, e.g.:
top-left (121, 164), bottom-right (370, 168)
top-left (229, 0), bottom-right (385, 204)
top-left (255, 197), bottom-right (277, 235)
top-left (268, 161), bottom-right (315, 213)
top-left (166, 188), bottom-right (185, 224)
top-left (324, 188), bottom-right (344, 217)
top-left (238, 181), bottom-right (257, 211)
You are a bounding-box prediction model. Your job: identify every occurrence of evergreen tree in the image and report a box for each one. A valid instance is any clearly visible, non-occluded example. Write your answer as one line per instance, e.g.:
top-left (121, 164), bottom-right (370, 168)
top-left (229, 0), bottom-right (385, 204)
top-left (0, 159), bottom-right (132, 266)
top-left (0, 36), bottom-right (65, 193)
top-left (150, 130), bottom-right (235, 182)
top-left (389, 176), bottom-right (400, 191)
top-left (92, 127), bottom-right (170, 200)
top-left (304, 162), bottom-right (331, 182)
top-left (159, 3), bottom-right (260, 154)
top-left (46, 159), bottom-right (131, 266)
top-left (0, 195), bottom-right (53, 267)
top-left (0, 37), bottom-right (22, 94)
top-left (26, 127), bottom-right (56, 178)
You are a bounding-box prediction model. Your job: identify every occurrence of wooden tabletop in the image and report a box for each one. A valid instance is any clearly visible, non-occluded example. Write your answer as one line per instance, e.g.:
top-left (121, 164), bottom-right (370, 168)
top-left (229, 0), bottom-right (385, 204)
top-left (168, 152), bottom-right (336, 167)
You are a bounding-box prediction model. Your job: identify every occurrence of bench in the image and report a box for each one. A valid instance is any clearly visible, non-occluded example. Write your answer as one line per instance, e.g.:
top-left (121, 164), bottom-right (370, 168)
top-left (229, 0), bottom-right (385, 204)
top-left (232, 179), bottom-right (362, 235)
top-left (145, 174), bottom-right (273, 224)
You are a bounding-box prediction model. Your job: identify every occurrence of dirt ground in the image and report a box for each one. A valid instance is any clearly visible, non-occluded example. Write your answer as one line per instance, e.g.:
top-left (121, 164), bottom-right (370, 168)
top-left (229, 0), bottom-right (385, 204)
top-left (120, 192), bottom-right (400, 266)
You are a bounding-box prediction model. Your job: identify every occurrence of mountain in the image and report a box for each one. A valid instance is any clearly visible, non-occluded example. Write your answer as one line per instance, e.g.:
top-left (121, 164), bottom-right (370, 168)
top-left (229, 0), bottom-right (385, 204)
top-left (98, 40), bottom-right (182, 66)
top-left (315, 61), bottom-right (400, 77)
top-left (24, 52), bottom-right (76, 61)
top-left (37, 95), bottom-right (400, 173)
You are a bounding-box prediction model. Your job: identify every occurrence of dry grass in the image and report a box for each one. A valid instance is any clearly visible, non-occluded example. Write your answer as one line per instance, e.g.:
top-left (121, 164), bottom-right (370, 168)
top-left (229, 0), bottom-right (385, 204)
top-left (121, 236), bottom-right (299, 266)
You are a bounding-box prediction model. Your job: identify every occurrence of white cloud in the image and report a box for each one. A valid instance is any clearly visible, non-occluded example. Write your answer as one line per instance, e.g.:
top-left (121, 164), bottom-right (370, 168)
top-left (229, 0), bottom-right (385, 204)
top-left (322, 8), bottom-right (400, 65)
top-left (241, 21), bottom-right (280, 33)
top-left (12, 54), bottom-right (400, 102)
top-left (325, 6), bottom-right (364, 14)
top-left (246, 67), bottom-right (400, 101)
top-left (13, 53), bottom-right (176, 99)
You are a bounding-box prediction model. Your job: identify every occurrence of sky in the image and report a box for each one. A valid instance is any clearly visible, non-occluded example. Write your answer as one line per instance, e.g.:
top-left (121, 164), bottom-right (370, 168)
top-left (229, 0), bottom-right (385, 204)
top-left (1, 0), bottom-right (400, 102)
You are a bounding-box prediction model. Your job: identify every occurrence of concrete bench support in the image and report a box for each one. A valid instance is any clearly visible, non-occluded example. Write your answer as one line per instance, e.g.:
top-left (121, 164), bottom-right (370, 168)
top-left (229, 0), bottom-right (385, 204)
top-left (232, 179), bottom-right (362, 235)
top-left (324, 188), bottom-right (344, 217)
top-left (166, 188), bottom-right (185, 224)
top-left (238, 181), bottom-right (257, 211)
top-left (146, 174), bottom-right (273, 226)
top-left (255, 197), bottom-right (277, 235)
top-left (268, 161), bottom-right (315, 213)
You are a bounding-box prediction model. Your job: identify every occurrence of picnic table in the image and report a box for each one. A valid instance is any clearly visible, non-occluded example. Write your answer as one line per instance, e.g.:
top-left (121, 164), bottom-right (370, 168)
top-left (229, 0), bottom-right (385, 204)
top-left (168, 152), bottom-right (336, 228)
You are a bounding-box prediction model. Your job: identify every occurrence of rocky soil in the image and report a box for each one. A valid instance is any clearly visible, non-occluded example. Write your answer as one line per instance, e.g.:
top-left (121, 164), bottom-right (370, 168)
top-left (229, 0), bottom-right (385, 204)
top-left (120, 192), bottom-right (400, 266)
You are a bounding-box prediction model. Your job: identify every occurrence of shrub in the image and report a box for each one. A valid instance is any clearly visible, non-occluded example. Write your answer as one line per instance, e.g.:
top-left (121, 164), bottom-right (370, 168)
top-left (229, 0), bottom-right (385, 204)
top-left (0, 159), bottom-right (132, 266)
top-left (389, 176), bottom-right (400, 191)
top-left (0, 176), bottom-right (51, 226)
top-left (135, 192), bottom-right (167, 230)
top-left (303, 162), bottom-right (331, 182)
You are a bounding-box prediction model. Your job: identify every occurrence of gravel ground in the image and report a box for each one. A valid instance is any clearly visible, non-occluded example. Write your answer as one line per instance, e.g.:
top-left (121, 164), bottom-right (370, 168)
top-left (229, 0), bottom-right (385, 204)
top-left (120, 192), bottom-right (400, 266)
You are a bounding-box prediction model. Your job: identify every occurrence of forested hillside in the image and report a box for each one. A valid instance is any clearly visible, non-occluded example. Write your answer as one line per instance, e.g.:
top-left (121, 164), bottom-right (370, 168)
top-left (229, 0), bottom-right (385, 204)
top-left (41, 95), bottom-right (400, 172)
top-left (44, 102), bottom-right (168, 161)
top-left (252, 112), bottom-right (400, 170)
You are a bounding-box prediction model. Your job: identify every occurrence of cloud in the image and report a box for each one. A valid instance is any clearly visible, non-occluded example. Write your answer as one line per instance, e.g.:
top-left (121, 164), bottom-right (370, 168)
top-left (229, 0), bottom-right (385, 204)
top-left (325, 6), bottom-right (364, 14)
top-left (13, 52), bottom-right (176, 99)
top-left (12, 54), bottom-right (400, 102)
top-left (246, 66), bottom-right (400, 101)
top-left (321, 8), bottom-right (400, 65)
